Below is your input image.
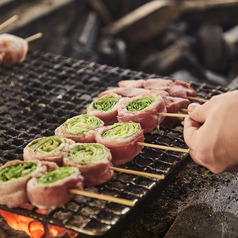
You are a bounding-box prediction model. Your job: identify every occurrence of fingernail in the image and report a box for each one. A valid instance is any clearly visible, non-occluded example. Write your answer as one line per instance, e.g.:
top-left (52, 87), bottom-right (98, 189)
top-left (188, 103), bottom-right (200, 113)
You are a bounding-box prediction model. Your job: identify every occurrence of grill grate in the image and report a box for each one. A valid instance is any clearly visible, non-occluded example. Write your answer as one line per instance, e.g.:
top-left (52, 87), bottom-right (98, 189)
top-left (0, 51), bottom-right (228, 237)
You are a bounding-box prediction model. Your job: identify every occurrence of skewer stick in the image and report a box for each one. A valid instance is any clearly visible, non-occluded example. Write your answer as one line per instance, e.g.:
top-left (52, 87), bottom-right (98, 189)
top-left (25, 32), bottom-right (43, 42)
top-left (137, 142), bottom-right (189, 153)
top-left (69, 189), bottom-right (135, 207)
top-left (0, 15), bottom-right (18, 31)
top-left (111, 167), bottom-right (165, 179)
top-left (180, 108), bottom-right (188, 113)
top-left (159, 112), bottom-right (189, 118)
top-left (188, 96), bottom-right (207, 103)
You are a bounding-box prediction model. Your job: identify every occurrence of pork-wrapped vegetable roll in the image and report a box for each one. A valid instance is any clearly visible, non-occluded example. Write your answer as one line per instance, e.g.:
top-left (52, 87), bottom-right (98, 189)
top-left (94, 122), bottom-right (144, 165)
top-left (87, 94), bottom-right (121, 125)
top-left (27, 166), bottom-right (84, 210)
top-left (63, 143), bottom-right (113, 186)
top-left (0, 160), bottom-right (57, 208)
top-left (117, 92), bottom-right (166, 133)
top-left (23, 135), bottom-right (74, 166)
top-left (55, 114), bottom-right (104, 143)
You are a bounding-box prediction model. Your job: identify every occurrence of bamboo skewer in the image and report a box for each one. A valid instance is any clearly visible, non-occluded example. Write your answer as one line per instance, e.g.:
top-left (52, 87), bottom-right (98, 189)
top-left (137, 142), bottom-right (189, 153)
top-left (159, 112), bottom-right (189, 118)
top-left (180, 108), bottom-right (188, 113)
top-left (25, 32), bottom-right (43, 42)
top-left (0, 15), bottom-right (18, 31)
top-left (69, 189), bottom-right (135, 207)
top-left (188, 96), bottom-right (207, 103)
top-left (111, 167), bottom-right (165, 179)
top-left (69, 142), bottom-right (189, 206)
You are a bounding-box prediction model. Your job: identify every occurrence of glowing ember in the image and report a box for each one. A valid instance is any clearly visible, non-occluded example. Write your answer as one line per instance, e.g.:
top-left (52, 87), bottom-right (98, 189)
top-left (0, 209), bottom-right (78, 238)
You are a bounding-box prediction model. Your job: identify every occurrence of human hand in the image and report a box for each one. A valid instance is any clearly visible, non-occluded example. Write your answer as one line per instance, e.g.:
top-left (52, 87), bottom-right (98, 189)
top-left (183, 91), bottom-right (238, 173)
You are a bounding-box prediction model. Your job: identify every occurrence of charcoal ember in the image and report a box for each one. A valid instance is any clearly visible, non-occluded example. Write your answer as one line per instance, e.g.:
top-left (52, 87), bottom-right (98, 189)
top-left (97, 36), bottom-right (128, 68)
top-left (197, 23), bottom-right (232, 72)
top-left (102, 1), bottom-right (181, 45)
top-left (169, 69), bottom-right (200, 83)
top-left (204, 69), bottom-right (230, 87)
top-left (137, 37), bottom-right (204, 78)
top-left (63, 11), bottom-right (100, 62)
top-left (182, 3), bottom-right (238, 29)
top-left (0, 214), bottom-right (29, 238)
top-left (227, 74), bottom-right (238, 90)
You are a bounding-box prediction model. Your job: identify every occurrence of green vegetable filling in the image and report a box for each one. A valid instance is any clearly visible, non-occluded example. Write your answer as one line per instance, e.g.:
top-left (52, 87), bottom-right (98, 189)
top-left (0, 162), bottom-right (37, 182)
top-left (64, 114), bottom-right (101, 135)
top-left (101, 122), bottom-right (140, 139)
top-left (68, 144), bottom-right (106, 163)
top-left (92, 95), bottom-right (119, 112)
top-left (126, 97), bottom-right (155, 111)
top-left (28, 136), bottom-right (66, 154)
top-left (36, 166), bottom-right (76, 184)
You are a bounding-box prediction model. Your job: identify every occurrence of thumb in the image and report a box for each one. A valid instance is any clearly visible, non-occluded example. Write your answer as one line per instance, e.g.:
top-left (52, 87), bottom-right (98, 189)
top-left (187, 103), bottom-right (207, 124)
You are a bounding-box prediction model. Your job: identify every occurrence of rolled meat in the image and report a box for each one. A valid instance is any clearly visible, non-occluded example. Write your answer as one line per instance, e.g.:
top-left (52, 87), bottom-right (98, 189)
top-left (27, 166), bottom-right (84, 210)
top-left (87, 94), bottom-right (121, 125)
top-left (0, 33), bottom-right (28, 65)
top-left (0, 160), bottom-right (57, 208)
top-left (117, 78), bottom-right (196, 99)
top-left (23, 135), bottom-right (75, 166)
top-left (55, 114), bottom-right (104, 143)
top-left (63, 143), bottom-right (113, 186)
top-left (117, 92), bottom-right (166, 133)
top-left (98, 87), bottom-right (152, 98)
top-left (118, 79), bottom-right (145, 88)
top-left (94, 122), bottom-right (144, 165)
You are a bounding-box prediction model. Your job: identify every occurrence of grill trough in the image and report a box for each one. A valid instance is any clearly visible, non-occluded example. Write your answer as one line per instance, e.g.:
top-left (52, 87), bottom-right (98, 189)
top-left (0, 51), bottom-right (228, 237)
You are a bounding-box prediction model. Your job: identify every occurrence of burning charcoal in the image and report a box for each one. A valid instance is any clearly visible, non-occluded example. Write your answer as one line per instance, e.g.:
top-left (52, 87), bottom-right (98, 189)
top-left (97, 36), bottom-right (128, 68)
top-left (87, 0), bottom-right (113, 25)
top-left (227, 74), bottom-right (238, 90)
top-left (102, 1), bottom-right (181, 45)
top-left (0, 215), bottom-right (29, 238)
top-left (63, 11), bottom-right (99, 62)
top-left (138, 37), bottom-right (205, 78)
top-left (169, 70), bottom-right (200, 84)
top-left (204, 69), bottom-right (229, 87)
top-left (197, 23), bottom-right (233, 72)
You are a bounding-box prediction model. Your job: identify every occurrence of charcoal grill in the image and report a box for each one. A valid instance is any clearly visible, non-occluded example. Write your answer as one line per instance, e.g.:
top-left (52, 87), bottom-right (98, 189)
top-left (0, 51), bottom-right (228, 237)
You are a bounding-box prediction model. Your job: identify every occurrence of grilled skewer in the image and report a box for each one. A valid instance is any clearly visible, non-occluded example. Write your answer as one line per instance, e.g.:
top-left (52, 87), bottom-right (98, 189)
top-left (25, 32), bottom-right (43, 42)
top-left (69, 189), bottom-right (136, 207)
top-left (0, 15), bottom-right (18, 31)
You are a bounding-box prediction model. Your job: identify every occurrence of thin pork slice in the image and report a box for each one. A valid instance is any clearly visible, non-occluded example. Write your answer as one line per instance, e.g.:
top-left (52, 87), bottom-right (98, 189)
top-left (63, 143), bottom-right (113, 186)
top-left (0, 33), bottom-right (28, 65)
top-left (27, 166), bottom-right (84, 210)
top-left (0, 160), bottom-right (57, 208)
top-left (23, 135), bottom-right (75, 166)
top-left (118, 79), bottom-right (145, 88)
top-left (98, 87), bottom-right (151, 98)
top-left (87, 94), bottom-right (121, 125)
top-left (55, 114), bottom-right (104, 143)
top-left (94, 122), bottom-right (144, 165)
top-left (160, 96), bottom-right (190, 128)
top-left (117, 92), bottom-right (166, 133)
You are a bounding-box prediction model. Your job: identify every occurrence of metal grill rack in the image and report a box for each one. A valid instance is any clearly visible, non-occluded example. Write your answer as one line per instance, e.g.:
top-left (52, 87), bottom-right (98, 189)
top-left (0, 51), bottom-right (228, 237)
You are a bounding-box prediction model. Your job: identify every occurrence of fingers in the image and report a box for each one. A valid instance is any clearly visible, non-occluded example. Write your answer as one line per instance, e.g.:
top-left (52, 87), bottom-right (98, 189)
top-left (187, 102), bottom-right (209, 124)
top-left (183, 116), bottom-right (207, 168)
top-left (183, 116), bottom-right (201, 149)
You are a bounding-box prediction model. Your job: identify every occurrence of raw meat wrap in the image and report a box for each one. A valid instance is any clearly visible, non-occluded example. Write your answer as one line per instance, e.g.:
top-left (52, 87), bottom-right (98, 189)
top-left (87, 94), bottom-right (121, 125)
top-left (94, 122), bottom-right (144, 165)
top-left (23, 135), bottom-right (75, 166)
top-left (117, 92), bottom-right (166, 133)
top-left (27, 166), bottom-right (84, 210)
top-left (55, 114), bottom-right (104, 143)
top-left (0, 160), bottom-right (57, 208)
top-left (63, 143), bottom-right (113, 186)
